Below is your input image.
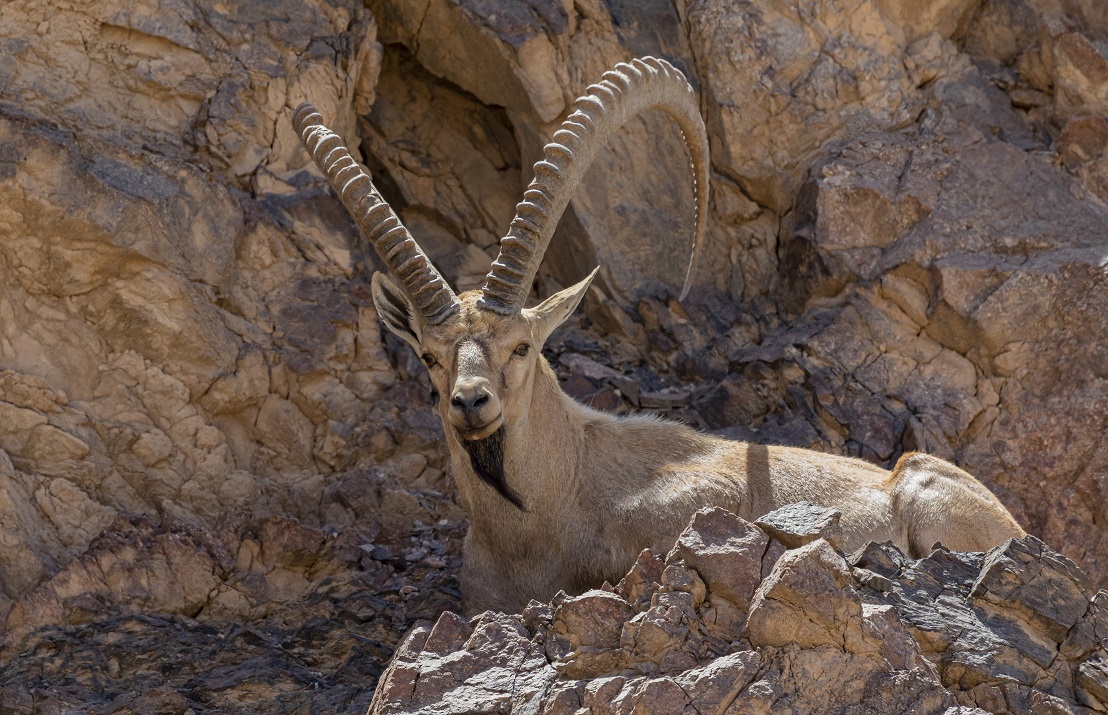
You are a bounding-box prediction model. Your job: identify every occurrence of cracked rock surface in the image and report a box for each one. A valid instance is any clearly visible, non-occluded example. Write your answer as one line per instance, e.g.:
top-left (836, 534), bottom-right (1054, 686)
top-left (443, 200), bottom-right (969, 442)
top-left (0, 0), bottom-right (1105, 711)
top-left (370, 505), bottom-right (1108, 714)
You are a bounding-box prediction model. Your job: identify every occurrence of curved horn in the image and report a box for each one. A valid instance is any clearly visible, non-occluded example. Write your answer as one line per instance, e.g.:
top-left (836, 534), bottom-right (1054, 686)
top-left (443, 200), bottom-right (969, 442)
top-left (292, 103), bottom-right (460, 325)
top-left (479, 56), bottom-right (710, 314)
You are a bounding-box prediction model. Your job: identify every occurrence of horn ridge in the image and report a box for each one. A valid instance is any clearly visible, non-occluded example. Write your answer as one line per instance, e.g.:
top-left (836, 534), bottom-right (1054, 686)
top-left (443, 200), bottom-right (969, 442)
top-left (479, 56), bottom-right (710, 313)
top-left (292, 102), bottom-right (459, 324)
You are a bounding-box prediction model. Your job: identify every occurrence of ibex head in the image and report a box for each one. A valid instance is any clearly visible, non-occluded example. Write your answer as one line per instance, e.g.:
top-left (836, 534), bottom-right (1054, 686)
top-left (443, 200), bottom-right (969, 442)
top-left (293, 57), bottom-right (709, 510)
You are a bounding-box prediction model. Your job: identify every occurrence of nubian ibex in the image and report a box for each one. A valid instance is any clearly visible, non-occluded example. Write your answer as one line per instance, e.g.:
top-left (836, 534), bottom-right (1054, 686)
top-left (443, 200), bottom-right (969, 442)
top-left (292, 57), bottom-right (1024, 614)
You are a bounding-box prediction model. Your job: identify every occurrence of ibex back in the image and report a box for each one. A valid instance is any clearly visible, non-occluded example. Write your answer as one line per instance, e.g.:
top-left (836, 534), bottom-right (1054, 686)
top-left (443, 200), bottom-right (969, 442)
top-left (292, 57), bottom-right (1024, 614)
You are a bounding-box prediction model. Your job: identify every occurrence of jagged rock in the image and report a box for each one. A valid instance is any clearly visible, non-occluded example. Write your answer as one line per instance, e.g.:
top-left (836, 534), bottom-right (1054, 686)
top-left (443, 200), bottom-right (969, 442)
top-left (668, 506), bottom-right (767, 609)
top-left (552, 590), bottom-right (634, 652)
top-left (773, 107), bottom-right (1108, 581)
top-left (1077, 656), bottom-right (1108, 710)
top-left (745, 540), bottom-right (865, 651)
top-left (371, 506), bottom-right (1108, 713)
top-left (755, 501), bottom-right (844, 550)
top-left (0, 510), bottom-right (465, 713)
top-left (546, 590), bottom-right (636, 678)
top-left (369, 611), bottom-right (556, 715)
top-left (971, 536), bottom-right (1092, 644)
top-left (1058, 115), bottom-right (1108, 200)
top-left (613, 549), bottom-right (665, 612)
top-left (1050, 31), bottom-right (1108, 121)
top-left (851, 537), bottom-right (1108, 712)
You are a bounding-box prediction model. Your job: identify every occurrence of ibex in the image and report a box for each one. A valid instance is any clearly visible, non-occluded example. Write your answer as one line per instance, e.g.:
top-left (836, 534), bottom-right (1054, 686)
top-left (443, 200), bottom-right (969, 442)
top-left (292, 57), bottom-right (1024, 614)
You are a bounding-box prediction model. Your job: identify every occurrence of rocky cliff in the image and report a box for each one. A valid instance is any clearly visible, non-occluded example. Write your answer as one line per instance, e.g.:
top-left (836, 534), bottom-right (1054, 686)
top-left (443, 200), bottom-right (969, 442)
top-left (0, 0), bottom-right (1104, 712)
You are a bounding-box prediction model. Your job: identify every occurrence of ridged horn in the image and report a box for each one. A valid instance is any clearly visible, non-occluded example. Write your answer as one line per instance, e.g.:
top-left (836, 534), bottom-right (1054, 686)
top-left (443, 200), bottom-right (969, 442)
top-left (292, 103), bottom-right (460, 325)
top-left (479, 56), bottom-right (710, 314)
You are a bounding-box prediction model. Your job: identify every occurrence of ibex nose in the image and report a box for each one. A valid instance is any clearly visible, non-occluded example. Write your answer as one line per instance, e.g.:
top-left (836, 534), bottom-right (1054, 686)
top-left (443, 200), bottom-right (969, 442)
top-left (450, 379), bottom-right (494, 419)
top-left (452, 390), bottom-right (490, 411)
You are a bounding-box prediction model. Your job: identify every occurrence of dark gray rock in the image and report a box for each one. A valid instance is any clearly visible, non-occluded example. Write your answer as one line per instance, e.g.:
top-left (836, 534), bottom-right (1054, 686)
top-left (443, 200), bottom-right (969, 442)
top-left (755, 501), bottom-right (844, 550)
top-left (971, 535), bottom-right (1091, 644)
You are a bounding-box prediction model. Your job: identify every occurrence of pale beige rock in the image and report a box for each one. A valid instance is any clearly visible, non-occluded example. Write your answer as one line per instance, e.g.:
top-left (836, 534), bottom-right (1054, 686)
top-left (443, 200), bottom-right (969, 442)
top-left (0, 402), bottom-right (47, 459)
top-left (199, 350), bottom-right (270, 415)
top-left (34, 479), bottom-right (117, 553)
top-left (0, 4), bottom-right (453, 658)
top-left (885, 1), bottom-right (982, 42)
top-left (680, 0), bottom-right (921, 211)
top-left (744, 539), bottom-right (864, 650)
top-left (0, 0), bottom-right (381, 186)
top-left (369, 610), bottom-right (556, 715)
top-left (0, 469), bottom-right (55, 602)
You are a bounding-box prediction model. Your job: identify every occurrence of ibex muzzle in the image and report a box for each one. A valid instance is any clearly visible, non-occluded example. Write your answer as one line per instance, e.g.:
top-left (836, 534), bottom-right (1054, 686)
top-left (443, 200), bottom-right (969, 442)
top-left (449, 342), bottom-right (500, 438)
top-left (293, 57), bottom-right (1024, 615)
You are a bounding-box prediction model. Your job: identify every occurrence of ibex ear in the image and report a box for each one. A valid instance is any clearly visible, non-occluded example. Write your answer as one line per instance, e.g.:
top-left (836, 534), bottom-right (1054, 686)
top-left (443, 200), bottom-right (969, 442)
top-left (525, 267), bottom-right (598, 345)
top-left (371, 272), bottom-right (423, 352)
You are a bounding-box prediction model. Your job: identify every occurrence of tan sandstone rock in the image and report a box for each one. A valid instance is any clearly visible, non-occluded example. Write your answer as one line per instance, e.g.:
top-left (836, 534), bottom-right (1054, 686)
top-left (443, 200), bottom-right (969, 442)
top-left (0, 0), bottom-right (1105, 710)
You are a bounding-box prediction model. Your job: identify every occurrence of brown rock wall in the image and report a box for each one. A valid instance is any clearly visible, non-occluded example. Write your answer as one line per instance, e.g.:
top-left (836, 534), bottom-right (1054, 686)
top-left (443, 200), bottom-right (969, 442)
top-left (0, 0), bottom-right (1104, 710)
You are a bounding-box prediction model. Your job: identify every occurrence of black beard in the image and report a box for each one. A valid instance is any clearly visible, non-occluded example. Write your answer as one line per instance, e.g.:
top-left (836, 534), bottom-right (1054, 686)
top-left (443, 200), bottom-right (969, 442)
top-left (460, 425), bottom-right (526, 512)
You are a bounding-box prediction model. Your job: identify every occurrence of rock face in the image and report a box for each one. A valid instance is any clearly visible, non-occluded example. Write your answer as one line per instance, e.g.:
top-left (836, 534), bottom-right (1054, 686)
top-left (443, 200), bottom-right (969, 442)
top-left (370, 505), bottom-right (1108, 714)
top-left (0, 0), bottom-right (1105, 711)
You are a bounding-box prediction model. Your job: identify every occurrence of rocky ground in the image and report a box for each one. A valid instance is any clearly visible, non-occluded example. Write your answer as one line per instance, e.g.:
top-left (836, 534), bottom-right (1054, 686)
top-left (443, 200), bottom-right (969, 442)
top-left (0, 0), bottom-right (1104, 712)
top-left (370, 503), bottom-right (1108, 714)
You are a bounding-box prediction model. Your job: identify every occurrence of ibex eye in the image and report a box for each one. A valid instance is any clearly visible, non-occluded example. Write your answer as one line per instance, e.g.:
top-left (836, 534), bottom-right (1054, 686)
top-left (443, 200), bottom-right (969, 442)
top-left (421, 353), bottom-right (437, 368)
top-left (513, 344), bottom-right (530, 358)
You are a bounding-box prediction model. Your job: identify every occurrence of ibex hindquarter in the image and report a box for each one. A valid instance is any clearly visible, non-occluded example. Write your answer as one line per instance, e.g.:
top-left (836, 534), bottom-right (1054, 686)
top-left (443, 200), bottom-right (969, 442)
top-left (292, 56), bottom-right (1025, 616)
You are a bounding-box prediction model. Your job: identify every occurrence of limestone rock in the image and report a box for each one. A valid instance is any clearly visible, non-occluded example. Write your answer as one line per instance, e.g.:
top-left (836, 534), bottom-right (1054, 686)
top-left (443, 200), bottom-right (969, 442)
top-left (370, 506), bottom-right (1108, 713)
top-left (614, 548), bottom-right (666, 612)
top-left (552, 590), bottom-right (634, 652)
top-left (368, 610), bottom-right (556, 715)
top-left (1058, 115), bottom-right (1108, 200)
top-left (779, 113), bottom-right (1108, 581)
top-left (681, 0), bottom-right (922, 212)
top-left (1051, 31), bottom-right (1108, 121)
top-left (668, 506), bottom-right (768, 609)
top-left (744, 539), bottom-right (865, 651)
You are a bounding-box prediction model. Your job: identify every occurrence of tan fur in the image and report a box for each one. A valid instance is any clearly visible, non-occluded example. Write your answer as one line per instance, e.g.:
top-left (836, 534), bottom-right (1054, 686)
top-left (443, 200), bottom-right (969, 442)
top-left (372, 280), bottom-right (1026, 615)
